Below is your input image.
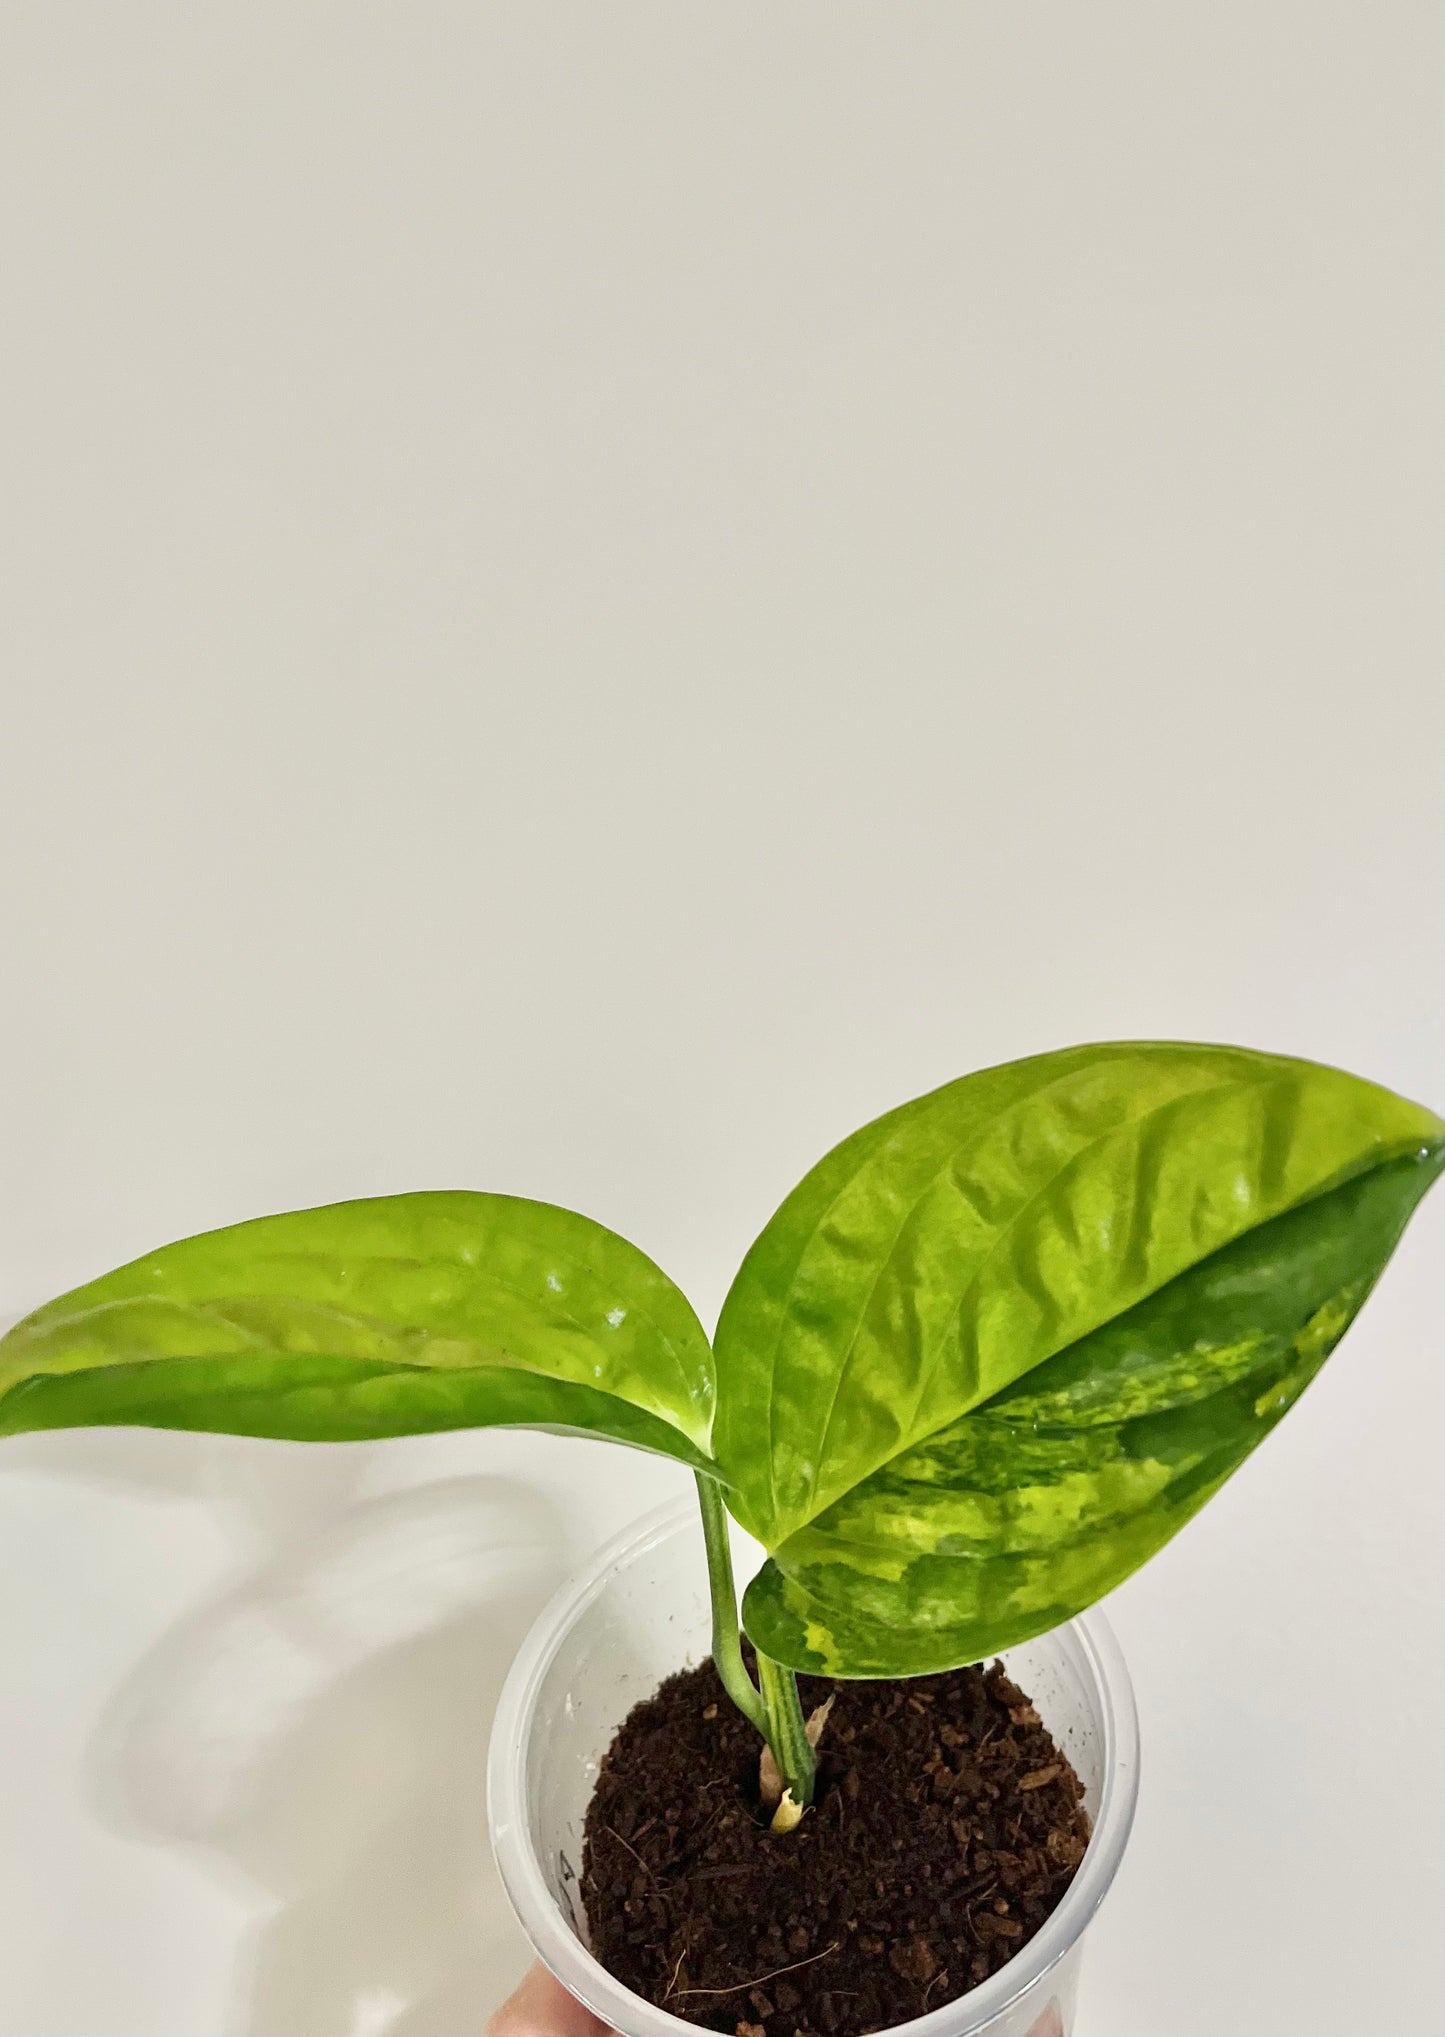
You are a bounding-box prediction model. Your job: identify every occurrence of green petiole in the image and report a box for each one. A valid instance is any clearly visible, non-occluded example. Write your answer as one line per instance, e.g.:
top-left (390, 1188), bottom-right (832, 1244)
top-left (756, 1645), bottom-right (817, 1808)
top-left (695, 1471), bottom-right (815, 1808)
top-left (694, 1470), bottom-right (766, 1736)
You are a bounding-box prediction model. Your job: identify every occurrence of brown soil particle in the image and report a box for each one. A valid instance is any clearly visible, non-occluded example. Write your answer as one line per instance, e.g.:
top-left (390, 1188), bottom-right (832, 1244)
top-left (580, 1650), bottom-right (1091, 2036)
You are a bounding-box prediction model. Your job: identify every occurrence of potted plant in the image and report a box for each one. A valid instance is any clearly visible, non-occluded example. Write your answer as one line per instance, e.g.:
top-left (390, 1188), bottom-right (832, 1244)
top-left (2, 1041), bottom-right (1439, 2037)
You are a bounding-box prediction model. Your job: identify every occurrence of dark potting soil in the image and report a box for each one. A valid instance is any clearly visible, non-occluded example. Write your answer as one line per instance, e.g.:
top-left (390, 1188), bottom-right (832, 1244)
top-left (580, 1649), bottom-right (1091, 2037)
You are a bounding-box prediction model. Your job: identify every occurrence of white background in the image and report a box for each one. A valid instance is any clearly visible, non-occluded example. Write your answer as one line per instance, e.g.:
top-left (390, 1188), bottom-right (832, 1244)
top-left (1, 7), bottom-right (1441, 2035)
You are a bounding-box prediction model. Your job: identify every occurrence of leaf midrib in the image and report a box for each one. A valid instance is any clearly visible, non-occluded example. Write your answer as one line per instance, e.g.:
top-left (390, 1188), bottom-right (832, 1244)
top-left (776, 1125), bottom-right (1428, 1557)
top-left (776, 1064), bottom-right (1265, 1544)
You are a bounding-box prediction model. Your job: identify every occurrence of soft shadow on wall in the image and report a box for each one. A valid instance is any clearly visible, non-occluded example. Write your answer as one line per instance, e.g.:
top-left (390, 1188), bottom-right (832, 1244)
top-left (6, 1424), bottom-right (566, 2037)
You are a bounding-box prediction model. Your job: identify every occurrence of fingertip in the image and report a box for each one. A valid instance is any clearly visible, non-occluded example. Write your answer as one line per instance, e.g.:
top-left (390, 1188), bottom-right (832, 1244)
top-left (486, 1960), bottom-right (614, 2036)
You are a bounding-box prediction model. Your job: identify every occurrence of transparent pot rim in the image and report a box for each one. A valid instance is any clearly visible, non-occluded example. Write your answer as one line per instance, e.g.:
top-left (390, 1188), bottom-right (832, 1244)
top-left (488, 1494), bottom-right (1140, 2037)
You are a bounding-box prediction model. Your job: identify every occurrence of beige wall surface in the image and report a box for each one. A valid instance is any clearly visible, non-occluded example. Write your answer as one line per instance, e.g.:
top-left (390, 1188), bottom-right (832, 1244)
top-left (1, 7), bottom-right (1440, 2035)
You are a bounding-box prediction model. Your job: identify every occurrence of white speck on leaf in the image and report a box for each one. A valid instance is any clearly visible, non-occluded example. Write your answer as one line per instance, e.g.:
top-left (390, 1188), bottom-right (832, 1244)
top-left (545, 1273), bottom-right (562, 1292)
top-left (606, 1306), bottom-right (626, 1327)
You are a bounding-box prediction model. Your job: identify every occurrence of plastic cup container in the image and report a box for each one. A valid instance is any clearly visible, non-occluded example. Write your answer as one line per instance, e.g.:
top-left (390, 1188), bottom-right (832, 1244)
top-left (489, 1496), bottom-right (1139, 2037)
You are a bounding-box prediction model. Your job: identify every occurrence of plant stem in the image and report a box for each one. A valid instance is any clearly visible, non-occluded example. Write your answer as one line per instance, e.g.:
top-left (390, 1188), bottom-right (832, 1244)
top-left (755, 1648), bottom-right (817, 1808)
top-left (694, 1472), bottom-right (766, 1737)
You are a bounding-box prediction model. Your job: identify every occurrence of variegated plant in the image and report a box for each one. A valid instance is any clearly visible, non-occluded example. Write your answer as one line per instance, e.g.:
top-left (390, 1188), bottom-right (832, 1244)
top-left (3, 1042), bottom-right (1440, 1816)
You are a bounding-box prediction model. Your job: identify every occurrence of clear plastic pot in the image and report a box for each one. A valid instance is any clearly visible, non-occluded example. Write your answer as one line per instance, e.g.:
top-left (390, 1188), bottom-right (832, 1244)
top-left (488, 1496), bottom-right (1139, 2037)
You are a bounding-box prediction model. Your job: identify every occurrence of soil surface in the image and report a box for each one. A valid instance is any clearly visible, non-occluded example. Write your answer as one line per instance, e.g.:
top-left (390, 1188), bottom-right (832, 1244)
top-left (580, 1648), bottom-right (1091, 2037)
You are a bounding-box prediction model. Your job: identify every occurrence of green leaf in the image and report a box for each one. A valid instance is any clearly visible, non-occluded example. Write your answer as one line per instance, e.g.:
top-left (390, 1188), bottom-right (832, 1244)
top-left (709, 1042), bottom-right (1443, 1672)
top-left (742, 1145), bottom-right (1443, 1673)
top-left (0, 1191), bottom-right (716, 1468)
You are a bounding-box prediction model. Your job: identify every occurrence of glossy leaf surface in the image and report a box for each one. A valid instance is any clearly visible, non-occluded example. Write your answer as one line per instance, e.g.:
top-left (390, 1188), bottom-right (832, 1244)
top-left (0, 1192), bottom-right (716, 1467)
top-left (742, 1145), bottom-right (1443, 1673)
top-left (709, 1042), bottom-right (1442, 1673)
